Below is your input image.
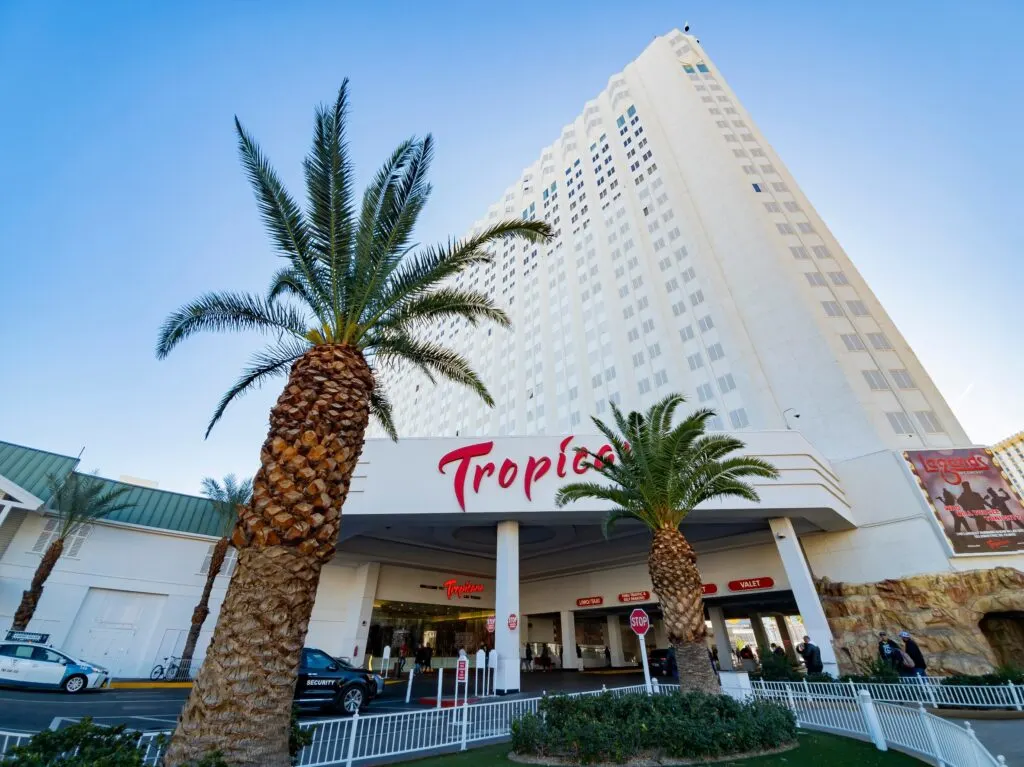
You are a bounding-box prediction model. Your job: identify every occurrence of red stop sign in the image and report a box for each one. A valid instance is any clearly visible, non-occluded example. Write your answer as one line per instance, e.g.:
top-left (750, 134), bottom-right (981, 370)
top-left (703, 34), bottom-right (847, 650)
top-left (486, 616), bottom-right (495, 633)
top-left (629, 608), bottom-right (650, 636)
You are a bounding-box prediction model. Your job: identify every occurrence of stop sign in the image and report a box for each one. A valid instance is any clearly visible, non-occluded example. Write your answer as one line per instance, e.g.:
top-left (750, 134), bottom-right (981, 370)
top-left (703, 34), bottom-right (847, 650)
top-left (486, 616), bottom-right (495, 633)
top-left (629, 608), bottom-right (650, 636)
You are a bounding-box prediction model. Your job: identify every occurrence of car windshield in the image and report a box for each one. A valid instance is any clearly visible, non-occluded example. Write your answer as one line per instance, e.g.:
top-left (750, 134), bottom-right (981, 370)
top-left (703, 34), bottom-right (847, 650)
top-left (331, 656), bottom-right (357, 670)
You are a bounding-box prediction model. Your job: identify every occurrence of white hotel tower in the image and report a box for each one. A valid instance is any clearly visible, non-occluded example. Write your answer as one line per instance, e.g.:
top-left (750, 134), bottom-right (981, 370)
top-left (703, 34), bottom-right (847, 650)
top-left (374, 30), bottom-right (968, 462)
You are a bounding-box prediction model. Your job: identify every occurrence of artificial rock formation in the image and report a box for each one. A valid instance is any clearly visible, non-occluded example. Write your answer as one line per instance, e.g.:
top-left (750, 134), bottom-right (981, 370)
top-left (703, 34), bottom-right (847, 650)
top-left (816, 567), bottom-right (1024, 676)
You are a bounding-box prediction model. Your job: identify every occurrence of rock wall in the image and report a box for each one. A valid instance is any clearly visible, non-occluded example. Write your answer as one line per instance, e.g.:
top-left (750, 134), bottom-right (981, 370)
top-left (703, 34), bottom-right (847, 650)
top-left (816, 567), bottom-right (1024, 676)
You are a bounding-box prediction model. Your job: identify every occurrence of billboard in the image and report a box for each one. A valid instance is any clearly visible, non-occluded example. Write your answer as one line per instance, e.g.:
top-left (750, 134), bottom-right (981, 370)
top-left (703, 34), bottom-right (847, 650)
top-left (905, 448), bottom-right (1024, 555)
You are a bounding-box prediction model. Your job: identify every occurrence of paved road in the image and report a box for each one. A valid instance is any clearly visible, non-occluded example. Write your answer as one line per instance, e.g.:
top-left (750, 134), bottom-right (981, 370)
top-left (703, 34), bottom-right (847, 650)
top-left (0, 670), bottom-right (636, 735)
top-left (966, 719), bottom-right (1024, 764)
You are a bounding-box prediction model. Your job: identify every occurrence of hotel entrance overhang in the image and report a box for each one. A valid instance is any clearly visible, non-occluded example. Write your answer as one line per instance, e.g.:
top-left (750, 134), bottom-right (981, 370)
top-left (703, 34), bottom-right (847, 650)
top-left (335, 430), bottom-right (853, 693)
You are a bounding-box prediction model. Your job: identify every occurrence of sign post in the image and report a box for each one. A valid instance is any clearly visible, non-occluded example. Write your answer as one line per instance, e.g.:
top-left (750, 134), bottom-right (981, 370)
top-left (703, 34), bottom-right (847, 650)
top-left (630, 608), bottom-right (653, 695)
top-left (381, 645), bottom-right (391, 679)
top-left (474, 648), bottom-right (486, 696)
top-left (456, 652), bottom-right (470, 751)
top-left (487, 648), bottom-right (498, 696)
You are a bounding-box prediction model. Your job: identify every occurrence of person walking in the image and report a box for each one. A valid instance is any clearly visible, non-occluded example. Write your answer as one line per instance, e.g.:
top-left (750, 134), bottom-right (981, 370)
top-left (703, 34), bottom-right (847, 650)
top-left (604, 645), bottom-right (611, 668)
top-left (524, 642), bottom-right (533, 671)
top-left (878, 631), bottom-right (904, 671)
top-left (900, 631), bottom-right (927, 677)
top-left (667, 648), bottom-right (679, 681)
top-left (771, 643), bottom-right (786, 658)
top-left (799, 635), bottom-right (823, 674)
top-left (398, 641), bottom-right (408, 674)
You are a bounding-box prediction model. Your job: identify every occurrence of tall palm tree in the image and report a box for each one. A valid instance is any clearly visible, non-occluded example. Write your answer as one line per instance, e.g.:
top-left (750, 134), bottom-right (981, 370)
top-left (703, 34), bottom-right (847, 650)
top-left (157, 80), bottom-right (549, 765)
top-left (11, 473), bottom-right (133, 631)
top-left (554, 394), bottom-right (778, 694)
top-left (176, 474), bottom-right (254, 679)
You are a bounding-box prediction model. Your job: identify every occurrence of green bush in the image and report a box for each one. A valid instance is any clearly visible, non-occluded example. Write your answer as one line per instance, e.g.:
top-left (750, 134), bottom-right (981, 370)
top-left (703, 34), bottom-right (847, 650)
top-left (942, 666), bottom-right (1024, 687)
top-left (0, 719), bottom-right (146, 766)
top-left (752, 654), bottom-right (803, 681)
top-left (511, 691), bottom-right (796, 765)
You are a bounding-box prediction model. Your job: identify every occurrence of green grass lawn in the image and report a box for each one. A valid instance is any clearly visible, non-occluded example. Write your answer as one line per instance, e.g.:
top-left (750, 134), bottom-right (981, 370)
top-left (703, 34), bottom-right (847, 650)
top-left (392, 733), bottom-right (922, 766)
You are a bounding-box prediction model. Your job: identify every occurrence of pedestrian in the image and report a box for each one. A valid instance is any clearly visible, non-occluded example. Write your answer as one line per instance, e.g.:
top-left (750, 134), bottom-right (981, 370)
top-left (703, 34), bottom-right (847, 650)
top-left (771, 643), bottom-right (785, 658)
top-left (877, 631), bottom-right (904, 672)
top-left (398, 641), bottom-right (408, 674)
top-left (423, 644), bottom-right (433, 673)
top-left (899, 631), bottom-right (927, 678)
top-left (604, 645), bottom-right (611, 667)
top-left (524, 642), bottom-right (533, 671)
top-left (667, 648), bottom-right (678, 680)
top-left (800, 635), bottom-right (823, 674)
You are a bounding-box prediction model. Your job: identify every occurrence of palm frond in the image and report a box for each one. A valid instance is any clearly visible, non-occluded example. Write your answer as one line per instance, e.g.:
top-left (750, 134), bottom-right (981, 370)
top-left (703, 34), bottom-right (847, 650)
top-left (205, 338), bottom-right (310, 437)
top-left (157, 292), bottom-right (309, 359)
top-left (200, 473), bottom-right (254, 535)
top-left (371, 288), bottom-right (511, 337)
top-left (47, 473), bottom-right (135, 539)
top-left (372, 335), bottom-right (493, 405)
top-left (369, 377), bottom-right (398, 441)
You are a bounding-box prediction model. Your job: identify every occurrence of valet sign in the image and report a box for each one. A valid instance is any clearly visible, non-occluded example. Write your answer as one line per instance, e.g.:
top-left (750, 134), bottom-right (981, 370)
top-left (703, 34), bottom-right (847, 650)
top-left (437, 436), bottom-right (619, 511)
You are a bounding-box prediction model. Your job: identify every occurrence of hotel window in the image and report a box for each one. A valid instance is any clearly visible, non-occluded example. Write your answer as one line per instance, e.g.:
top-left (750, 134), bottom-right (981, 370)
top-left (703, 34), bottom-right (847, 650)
top-left (687, 353), bottom-right (704, 370)
top-left (679, 325), bottom-right (695, 341)
top-left (604, 367), bottom-right (616, 382)
top-left (707, 343), bottom-right (725, 361)
top-left (812, 245), bottom-right (832, 259)
top-left (609, 392), bottom-right (621, 405)
top-left (672, 300), bottom-right (687, 316)
top-left (627, 328), bottom-right (640, 342)
top-left (805, 272), bottom-right (828, 287)
top-left (659, 257), bottom-right (672, 271)
top-left (822, 301), bottom-right (843, 317)
top-left (742, 165), bottom-right (757, 175)
top-left (841, 333), bottom-right (867, 351)
top-left (708, 415), bottom-right (725, 430)
top-left (829, 271), bottom-right (849, 285)
top-left (797, 222), bottom-right (814, 234)
top-left (697, 382), bottom-right (714, 401)
top-left (772, 182), bottom-right (789, 192)
top-left (783, 201), bottom-right (800, 212)
top-left (623, 305), bottom-right (634, 319)
top-left (654, 369), bottom-right (669, 387)
top-left (790, 246), bottom-right (810, 260)
top-left (642, 318), bottom-right (655, 333)
top-left (729, 408), bottom-right (750, 428)
top-left (752, 183), bottom-right (762, 192)
top-left (718, 373), bottom-right (736, 393)
top-left (761, 164), bottom-right (776, 174)
top-left (891, 369), bottom-right (916, 389)
top-left (636, 296), bottom-right (649, 310)
top-left (674, 246), bottom-right (687, 260)
top-left (638, 378), bottom-right (651, 394)
top-left (776, 223), bottom-right (794, 235)
top-left (764, 202), bottom-right (781, 213)
top-left (917, 411), bottom-right (944, 434)
top-left (886, 411), bottom-right (915, 434)
top-left (632, 351), bottom-right (645, 367)
top-left (862, 370), bottom-right (889, 390)
top-left (665, 278), bottom-right (680, 292)
top-left (690, 289), bottom-right (705, 306)
top-left (867, 333), bottom-right (892, 350)
top-left (698, 315), bottom-right (714, 331)
top-left (847, 300), bottom-right (869, 317)
top-left (649, 343), bottom-right (662, 358)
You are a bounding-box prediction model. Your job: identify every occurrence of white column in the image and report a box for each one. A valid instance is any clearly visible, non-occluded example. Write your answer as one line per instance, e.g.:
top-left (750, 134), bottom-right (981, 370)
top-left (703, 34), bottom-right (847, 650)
top-left (494, 521), bottom-right (520, 694)
top-left (606, 615), bottom-right (625, 667)
top-left (769, 517), bottom-right (839, 676)
top-left (708, 605), bottom-right (735, 671)
top-left (750, 613), bottom-right (771, 657)
top-left (336, 562), bottom-right (379, 667)
top-left (560, 610), bottom-right (577, 670)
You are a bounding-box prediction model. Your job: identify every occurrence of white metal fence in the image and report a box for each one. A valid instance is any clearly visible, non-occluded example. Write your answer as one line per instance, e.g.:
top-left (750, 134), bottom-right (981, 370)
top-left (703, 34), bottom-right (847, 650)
top-left (750, 682), bottom-right (1007, 766)
top-left (752, 679), bottom-right (1024, 710)
top-left (0, 681), bottom-right (1007, 767)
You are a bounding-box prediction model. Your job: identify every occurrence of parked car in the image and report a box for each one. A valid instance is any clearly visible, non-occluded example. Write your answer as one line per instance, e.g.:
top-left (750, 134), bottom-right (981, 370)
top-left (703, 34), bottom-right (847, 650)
top-left (294, 647), bottom-right (384, 715)
top-left (648, 649), bottom-right (672, 677)
top-left (0, 640), bottom-right (111, 693)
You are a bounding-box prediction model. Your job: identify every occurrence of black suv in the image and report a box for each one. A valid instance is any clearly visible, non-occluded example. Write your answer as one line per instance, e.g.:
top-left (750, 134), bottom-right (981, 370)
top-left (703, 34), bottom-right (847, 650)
top-left (294, 647), bottom-right (384, 715)
top-left (648, 649), bottom-right (672, 677)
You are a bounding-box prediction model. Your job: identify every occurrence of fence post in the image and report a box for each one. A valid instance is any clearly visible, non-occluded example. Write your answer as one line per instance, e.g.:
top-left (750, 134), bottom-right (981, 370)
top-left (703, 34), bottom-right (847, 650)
top-left (436, 667), bottom-right (444, 710)
top-left (924, 678), bottom-right (938, 709)
top-left (856, 690), bottom-right (888, 752)
top-left (917, 704), bottom-right (945, 767)
top-left (785, 685), bottom-right (798, 723)
top-left (405, 665), bottom-right (415, 704)
top-left (802, 678), bottom-right (811, 702)
top-left (849, 679), bottom-right (857, 700)
top-left (964, 722), bottom-right (984, 767)
top-left (344, 712), bottom-right (359, 767)
top-left (1007, 680), bottom-right (1023, 712)
top-left (652, 678), bottom-right (660, 695)
top-left (460, 679), bottom-right (469, 752)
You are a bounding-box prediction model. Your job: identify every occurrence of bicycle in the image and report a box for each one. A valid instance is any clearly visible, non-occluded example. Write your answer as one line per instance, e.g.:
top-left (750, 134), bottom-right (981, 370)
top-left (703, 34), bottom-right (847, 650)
top-left (150, 656), bottom-right (183, 680)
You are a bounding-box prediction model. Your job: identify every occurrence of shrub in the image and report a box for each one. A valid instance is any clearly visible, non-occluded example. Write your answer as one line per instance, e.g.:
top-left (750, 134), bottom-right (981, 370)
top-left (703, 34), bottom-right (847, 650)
top-left (752, 654), bottom-right (803, 681)
top-left (0, 719), bottom-right (146, 766)
top-left (942, 666), bottom-right (1024, 686)
top-left (511, 691), bottom-right (796, 764)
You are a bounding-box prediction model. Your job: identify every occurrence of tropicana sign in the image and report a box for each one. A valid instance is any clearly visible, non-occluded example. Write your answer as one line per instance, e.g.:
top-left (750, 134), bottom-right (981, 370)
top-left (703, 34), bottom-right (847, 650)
top-left (437, 436), bottom-right (618, 512)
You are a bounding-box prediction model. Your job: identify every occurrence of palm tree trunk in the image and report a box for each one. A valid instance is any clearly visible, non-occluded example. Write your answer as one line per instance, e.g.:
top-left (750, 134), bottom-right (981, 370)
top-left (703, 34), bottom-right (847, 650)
top-left (648, 526), bottom-right (719, 694)
top-left (11, 538), bottom-right (65, 631)
top-left (164, 345), bottom-right (373, 767)
top-left (178, 536), bottom-right (230, 679)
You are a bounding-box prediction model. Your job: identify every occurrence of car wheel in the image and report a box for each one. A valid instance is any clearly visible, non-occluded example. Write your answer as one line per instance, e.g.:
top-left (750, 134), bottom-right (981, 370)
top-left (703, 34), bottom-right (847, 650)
top-left (62, 674), bottom-right (88, 694)
top-left (338, 686), bottom-right (365, 715)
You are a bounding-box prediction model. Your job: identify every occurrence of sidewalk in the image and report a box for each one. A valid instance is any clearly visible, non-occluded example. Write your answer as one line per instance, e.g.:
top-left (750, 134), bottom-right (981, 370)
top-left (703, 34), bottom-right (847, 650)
top-left (964, 719), bottom-right (1024, 764)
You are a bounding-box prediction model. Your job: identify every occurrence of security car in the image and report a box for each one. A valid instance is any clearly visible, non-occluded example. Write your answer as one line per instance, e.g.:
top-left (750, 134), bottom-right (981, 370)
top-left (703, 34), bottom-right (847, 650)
top-left (0, 640), bottom-right (111, 693)
top-left (294, 647), bottom-right (384, 715)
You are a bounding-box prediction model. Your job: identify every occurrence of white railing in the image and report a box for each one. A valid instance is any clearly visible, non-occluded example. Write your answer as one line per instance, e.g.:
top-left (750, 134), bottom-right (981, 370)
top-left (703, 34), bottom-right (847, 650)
top-left (751, 683), bottom-right (1006, 766)
top-left (752, 679), bottom-right (1024, 710)
top-left (0, 730), bottom-right (31, 754)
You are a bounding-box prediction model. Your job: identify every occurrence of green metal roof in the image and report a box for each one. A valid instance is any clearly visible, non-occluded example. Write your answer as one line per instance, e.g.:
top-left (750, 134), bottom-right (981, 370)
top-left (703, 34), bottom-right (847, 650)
top-left (0, 440), bottom-right (80, 505)
top-left (92, 477), bottom-right (224, 537)
top-left (0, 439), bottom-right (225, 538)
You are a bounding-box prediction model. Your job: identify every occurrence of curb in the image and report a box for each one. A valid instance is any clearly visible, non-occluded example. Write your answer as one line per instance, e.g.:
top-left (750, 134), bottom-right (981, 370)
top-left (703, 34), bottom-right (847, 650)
top-left (110, 681), bottom-right (193, 689)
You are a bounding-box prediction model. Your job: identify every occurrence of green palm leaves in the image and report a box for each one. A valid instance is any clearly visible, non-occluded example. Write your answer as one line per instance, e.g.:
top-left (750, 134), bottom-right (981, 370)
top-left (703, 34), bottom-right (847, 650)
top-left (200, 474), bottom-right (254, 538)
top-left (157, 80), bottom-right (550, 438)
top-left (555, 394), bottom-right (779, 534)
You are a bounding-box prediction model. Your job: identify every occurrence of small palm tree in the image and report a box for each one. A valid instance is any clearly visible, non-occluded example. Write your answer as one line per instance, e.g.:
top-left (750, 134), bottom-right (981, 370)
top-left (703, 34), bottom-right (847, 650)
top-left (555, 394), bottom-right (778, 694)
top-left (157, 80), bottom-right (548, 765)
top-left (11, 473), bottom-right (133, 631)
top-left (176, 474), bottom-right (254, 679)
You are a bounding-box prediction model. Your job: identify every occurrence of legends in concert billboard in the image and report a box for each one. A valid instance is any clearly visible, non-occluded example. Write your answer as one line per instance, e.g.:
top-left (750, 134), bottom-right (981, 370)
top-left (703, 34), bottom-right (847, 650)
top-left (905, 448), bottom-right (1024, 555)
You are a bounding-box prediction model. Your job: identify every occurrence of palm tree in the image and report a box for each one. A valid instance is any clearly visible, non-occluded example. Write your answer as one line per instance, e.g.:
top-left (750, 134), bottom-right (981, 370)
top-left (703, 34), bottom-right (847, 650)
top-left (176, 474), bottom-right (254, 679)
top-left (11, 473), bottom-right (133, 631)
top-left (157, 80), bottom-right (549, 765)
top-left (554, 394), bottom-right (778, 694)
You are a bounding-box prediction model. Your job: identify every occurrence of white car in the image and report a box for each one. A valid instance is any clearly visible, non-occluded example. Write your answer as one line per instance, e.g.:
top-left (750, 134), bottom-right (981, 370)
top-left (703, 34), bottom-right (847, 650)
top-left (0, 640), bottom-right (111, 693)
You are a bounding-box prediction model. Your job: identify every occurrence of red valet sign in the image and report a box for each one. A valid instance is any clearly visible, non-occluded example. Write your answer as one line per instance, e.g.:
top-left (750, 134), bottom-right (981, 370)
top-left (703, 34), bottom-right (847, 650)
top-left (437, 436), bottom-right (620, 511)
top-left (702, 584), bottom-right (718, 595)
top-left (728, 577), bottom-right (775, 592)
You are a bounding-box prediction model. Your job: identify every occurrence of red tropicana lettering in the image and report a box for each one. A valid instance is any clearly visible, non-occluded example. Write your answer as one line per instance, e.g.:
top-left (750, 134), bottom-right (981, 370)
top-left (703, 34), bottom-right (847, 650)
top-left (524, 456), bottom-right (552, 501)
top-left (557, 436), bottom-right (573, 477)
top-left (498, 458), bottom-right (518, 488)
top-left (443, 579), bottom-right (485, 599)
top-left (438, 441), bottom-right (495, 511)
top-left (438, 437), bottom-right (616, 510)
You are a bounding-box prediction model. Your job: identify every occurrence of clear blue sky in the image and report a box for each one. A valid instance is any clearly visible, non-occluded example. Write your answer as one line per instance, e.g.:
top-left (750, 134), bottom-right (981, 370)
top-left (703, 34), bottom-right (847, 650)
top-left (1, 1), bottom-right (1021, 494)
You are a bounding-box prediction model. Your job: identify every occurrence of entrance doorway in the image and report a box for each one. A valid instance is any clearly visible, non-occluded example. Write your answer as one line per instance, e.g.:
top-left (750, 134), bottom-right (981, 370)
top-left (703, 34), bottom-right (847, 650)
top-left (979, 612), bottom-right (1024, 668)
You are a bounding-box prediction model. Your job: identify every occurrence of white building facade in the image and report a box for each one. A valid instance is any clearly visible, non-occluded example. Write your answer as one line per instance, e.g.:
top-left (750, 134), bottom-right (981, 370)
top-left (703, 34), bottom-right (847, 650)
top-left (993, 431), bottom-right (1024, 497)
top-left (2, 30), bottom-right (1021, 692)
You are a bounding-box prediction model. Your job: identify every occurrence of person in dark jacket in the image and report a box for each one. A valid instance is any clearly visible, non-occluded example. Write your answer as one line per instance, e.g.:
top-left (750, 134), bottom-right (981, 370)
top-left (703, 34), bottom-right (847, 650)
top-left (900, 631), bottom-right (927, 677)
top-left (666, 648), bottom-right (678, 680)
top-left (799, 635), bottom-right (823, 673)
top-left (878, 631), bottom-right (904, 671)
